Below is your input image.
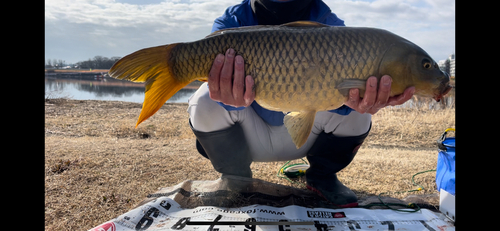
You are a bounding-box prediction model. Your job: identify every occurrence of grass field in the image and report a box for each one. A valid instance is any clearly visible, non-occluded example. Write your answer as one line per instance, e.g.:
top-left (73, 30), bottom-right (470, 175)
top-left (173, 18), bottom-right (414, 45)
top-left (45, 98), bottom-right (454, 230)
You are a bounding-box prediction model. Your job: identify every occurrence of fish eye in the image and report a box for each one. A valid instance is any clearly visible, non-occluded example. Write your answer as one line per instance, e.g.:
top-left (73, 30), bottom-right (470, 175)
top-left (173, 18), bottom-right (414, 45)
top-left (422, 58), bottom-right (432, 69)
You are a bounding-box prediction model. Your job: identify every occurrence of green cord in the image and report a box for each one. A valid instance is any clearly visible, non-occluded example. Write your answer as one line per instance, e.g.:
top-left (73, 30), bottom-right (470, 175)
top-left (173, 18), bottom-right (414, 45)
top-left (364, 169), bottom-right (436, 213)
top-left (276, 158), bottom-right (309, 187)
top-left (411, 169), bottom-right (437, 191)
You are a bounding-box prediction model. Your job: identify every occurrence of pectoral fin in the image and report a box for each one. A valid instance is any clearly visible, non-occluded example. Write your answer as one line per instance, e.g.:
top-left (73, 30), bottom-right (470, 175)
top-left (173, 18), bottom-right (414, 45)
top-left (336, 79), bottom-right (366, 97)
top-left (284, 111), bottom-right (317, 149)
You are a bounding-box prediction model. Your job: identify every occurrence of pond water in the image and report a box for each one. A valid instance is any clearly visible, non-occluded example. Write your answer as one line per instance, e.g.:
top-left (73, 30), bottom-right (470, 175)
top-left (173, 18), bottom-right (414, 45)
top-left (45, 76), bottom-right (198, 103)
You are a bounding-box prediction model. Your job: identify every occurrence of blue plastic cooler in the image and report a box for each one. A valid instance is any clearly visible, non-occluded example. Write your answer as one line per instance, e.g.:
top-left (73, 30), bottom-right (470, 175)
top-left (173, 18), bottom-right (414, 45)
top-left (436, 128), bottom-right (455, 195)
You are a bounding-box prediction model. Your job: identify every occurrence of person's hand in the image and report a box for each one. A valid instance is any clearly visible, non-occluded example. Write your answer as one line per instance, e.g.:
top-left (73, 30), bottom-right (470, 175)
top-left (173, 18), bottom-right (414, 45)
top-left (344, 75), bottom-right (415, 115)
top-left (208, 48), bottom-right (255, 107)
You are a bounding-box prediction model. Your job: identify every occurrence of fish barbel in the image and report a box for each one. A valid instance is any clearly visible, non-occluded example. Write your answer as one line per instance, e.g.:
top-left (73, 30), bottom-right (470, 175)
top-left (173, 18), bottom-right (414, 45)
top-left (109, 21), bottom-right (452, 149)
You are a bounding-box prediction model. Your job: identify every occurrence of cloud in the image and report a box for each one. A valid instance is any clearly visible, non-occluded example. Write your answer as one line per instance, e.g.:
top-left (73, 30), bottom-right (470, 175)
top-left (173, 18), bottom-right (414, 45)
top-left (45, 0), bottom-right (235, 30)
top-left (45, 0), bottom-right (455, 64)
top-left (325, 0), bottom-right (455, 61)
top-left (45, 0), bottom-right (238, 63)
top-left (326, 0), bottom-right (454, 27)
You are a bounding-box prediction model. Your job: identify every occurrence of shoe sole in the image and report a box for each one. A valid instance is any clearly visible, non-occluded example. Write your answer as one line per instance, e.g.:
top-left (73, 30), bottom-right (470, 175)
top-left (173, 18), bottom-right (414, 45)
top-left (306, 185), bottom-right (358, 208)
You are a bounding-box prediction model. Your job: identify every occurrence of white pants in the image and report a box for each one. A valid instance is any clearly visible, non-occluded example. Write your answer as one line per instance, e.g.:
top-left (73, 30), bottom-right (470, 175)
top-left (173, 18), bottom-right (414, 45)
top-left (188, 83), bottom-right (371, 162)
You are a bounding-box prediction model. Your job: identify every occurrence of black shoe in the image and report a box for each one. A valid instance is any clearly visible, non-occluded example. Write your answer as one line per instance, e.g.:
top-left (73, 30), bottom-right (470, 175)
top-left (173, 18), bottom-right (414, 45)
top-left (305, 123), bottom-right (371, 208)
top-left (189, 120), bottom-right (252, 178)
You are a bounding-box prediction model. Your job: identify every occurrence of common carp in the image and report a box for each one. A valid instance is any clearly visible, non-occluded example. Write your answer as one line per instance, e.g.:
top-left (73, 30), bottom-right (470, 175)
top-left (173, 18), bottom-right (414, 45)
top-left (109, 21), bottom-right (452, 149)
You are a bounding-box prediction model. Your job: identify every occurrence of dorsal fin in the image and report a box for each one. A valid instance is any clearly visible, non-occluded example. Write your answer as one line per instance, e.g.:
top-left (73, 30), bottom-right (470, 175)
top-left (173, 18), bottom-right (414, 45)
top-left (280, 21), bottom-right (330, 28)
top-left (205, 21), bottom-right (329, 39)
top-left (205, 25), bottom-right (275, 38)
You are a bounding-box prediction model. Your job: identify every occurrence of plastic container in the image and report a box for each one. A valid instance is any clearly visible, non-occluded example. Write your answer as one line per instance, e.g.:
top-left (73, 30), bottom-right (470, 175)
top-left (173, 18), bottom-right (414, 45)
top-left (436, 128), bottom-right (455, 195)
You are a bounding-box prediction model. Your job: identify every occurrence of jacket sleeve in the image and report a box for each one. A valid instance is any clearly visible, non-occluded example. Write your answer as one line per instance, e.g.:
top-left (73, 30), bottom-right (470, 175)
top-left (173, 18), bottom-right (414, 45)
top-left (211, 0), bottom-right (255, 33)
top-left (323, 12), bottom-right (346, 27)
top-left (212, 14), bottom-right (240, 33)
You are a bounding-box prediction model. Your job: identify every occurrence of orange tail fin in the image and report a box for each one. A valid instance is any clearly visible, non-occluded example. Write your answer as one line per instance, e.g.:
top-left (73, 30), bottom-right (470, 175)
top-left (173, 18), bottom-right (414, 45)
top-left (108, 44), bottom-right (190, 127)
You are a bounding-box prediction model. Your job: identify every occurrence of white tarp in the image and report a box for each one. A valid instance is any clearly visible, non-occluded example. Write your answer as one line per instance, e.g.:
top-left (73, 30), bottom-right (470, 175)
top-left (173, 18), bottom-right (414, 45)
top-left (90, 176), bottom-right (454, 231)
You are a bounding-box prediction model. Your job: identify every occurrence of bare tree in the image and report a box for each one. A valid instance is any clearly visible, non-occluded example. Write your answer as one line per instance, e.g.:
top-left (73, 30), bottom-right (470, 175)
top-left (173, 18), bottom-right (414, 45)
top-left (75, 56), bottom-right (121, 69)
top-left (57, 59), bottom-right (66, 68)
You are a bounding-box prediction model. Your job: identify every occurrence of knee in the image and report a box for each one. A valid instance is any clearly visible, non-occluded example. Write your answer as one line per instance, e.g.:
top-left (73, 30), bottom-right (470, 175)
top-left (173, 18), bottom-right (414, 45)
top-left (187, 84), bottom-right (233, 132)
top-left (188, 85), bottom-right (216, 115)
top-left (320, 111), bottom-right (371, 137)
top-left (336, 111), bottom-right (371, 137)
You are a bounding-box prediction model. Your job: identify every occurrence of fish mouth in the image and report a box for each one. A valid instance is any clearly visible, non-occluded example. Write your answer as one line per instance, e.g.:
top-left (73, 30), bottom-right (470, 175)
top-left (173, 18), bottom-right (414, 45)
top-left (433, 84), bottom-right (452, 102)
top-left (433, 71), bottom-right (452, 102)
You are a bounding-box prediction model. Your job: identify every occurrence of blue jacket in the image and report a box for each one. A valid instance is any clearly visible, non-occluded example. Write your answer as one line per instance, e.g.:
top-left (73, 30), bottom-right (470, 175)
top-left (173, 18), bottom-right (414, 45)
top-left (210, 0), bottom-right (353, 126)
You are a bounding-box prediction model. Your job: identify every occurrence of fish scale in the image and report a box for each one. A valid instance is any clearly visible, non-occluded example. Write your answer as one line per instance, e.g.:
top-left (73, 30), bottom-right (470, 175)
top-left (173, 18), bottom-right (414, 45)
top-left (109, 21), bottom-right (451, 149)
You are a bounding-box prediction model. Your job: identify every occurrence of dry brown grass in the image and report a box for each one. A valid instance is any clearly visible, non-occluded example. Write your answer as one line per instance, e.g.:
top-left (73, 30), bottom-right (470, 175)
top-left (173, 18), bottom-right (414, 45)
top-left (45, 98), bottom-right (454, 230)
top-left (368, 96), bottom-right (455, 149)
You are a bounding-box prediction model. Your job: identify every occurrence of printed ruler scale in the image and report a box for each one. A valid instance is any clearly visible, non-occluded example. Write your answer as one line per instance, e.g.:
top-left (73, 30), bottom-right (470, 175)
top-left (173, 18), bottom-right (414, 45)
top-left (91, 197), bottom-right (454, 231)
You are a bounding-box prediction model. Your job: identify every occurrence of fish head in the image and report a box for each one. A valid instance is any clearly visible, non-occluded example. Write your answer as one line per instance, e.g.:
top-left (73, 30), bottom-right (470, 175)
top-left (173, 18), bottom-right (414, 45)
top-left (379, 40), bottom-right (452, 102)
top-left (408, 51), bottom-right (452, 102)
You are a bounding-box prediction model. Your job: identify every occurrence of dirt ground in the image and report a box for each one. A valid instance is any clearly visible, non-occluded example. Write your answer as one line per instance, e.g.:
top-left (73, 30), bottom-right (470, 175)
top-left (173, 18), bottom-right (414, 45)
top-left (45, 98), bottom-right (455, 230)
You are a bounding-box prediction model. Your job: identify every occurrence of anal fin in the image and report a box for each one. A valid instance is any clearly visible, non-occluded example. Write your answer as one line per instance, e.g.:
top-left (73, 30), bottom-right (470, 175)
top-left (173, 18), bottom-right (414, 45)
top-left (284, 111), bottom-right (317, 149)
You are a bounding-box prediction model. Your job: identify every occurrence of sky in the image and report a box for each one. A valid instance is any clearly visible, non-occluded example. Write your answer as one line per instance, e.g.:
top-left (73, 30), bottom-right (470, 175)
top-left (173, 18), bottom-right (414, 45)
top-left (45, 0), bottom-right (455, 65)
